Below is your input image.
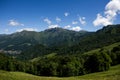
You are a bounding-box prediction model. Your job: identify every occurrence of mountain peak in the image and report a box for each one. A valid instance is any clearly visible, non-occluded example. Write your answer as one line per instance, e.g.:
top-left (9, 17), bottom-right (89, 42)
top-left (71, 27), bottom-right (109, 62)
top-left (45, 27), bottom-right (64, 30)
top-left (44, 27), bottom-right (70, 33)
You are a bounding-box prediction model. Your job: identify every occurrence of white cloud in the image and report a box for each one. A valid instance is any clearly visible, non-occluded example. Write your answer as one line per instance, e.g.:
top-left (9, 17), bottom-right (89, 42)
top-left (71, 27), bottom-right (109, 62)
top-left (56, 17), bottom-right (61, 22)
top-left (48, 24), bottom-right (59, 29)
top-left (21, 24), bottom-right (24, 26)
top-left (93, 0), bottom-right (120, 26)
top-left (64, 12), bottom-right (69, 17)
top-left (9, 20), bottom-right (24, 26)
top-left (72, 21), bottom-right (78, 25)
top-left (93, 14), bottom-right (112, 26)
top-left (16, 28), bottom-right (38, 32)
top-left (44, 18), bottom-right (51, 25)
top-left (79, 17), bottom-right (86, 25)
top-left (71, 26), bottom-right (82, 31)
top-left (64, 25), bottom-right (82, 31)
top-left (64, 25), bottom-right (71, 29)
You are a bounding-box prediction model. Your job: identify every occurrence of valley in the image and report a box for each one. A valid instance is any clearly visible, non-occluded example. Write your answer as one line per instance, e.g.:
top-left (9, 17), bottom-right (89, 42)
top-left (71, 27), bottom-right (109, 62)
top-left (1, 0), bottom-right (120, 79)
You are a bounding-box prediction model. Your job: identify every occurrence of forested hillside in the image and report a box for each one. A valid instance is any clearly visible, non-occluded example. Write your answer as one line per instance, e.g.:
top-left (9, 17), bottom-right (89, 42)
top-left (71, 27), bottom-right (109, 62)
top-left (0, 42), bottom-right (120, 77)
top-left (0, 28), bottom-right (88, 51)
top-left (18, 24), bottom-right (120, 60)
top-left (1, 0), bottom-right (120, 79)
top-left (0, 25), bottom-right (120, 77)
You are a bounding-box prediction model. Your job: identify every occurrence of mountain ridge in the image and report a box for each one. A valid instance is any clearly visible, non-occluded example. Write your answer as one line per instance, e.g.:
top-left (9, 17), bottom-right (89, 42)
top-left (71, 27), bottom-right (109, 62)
top-left (0, 27), bottom-right (89, 52)
top-left (0, 24), bottom-right (120, 57)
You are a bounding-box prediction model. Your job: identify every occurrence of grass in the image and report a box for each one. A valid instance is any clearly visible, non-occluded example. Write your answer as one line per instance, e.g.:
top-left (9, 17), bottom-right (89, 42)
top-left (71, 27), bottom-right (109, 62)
top-left (0, 64), bottom-right (120, 80)
top-left (31, 53), bottom-right (57, 62)
top-left (74, 64), bottom-right (120, 80)
top-left (84, 42), bottom-right (120, 55)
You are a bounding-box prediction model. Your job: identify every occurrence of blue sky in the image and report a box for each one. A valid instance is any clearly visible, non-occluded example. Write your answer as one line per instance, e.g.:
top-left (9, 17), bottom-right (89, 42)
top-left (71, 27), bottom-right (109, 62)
top-left (0, 0), bottom-right (120, 34)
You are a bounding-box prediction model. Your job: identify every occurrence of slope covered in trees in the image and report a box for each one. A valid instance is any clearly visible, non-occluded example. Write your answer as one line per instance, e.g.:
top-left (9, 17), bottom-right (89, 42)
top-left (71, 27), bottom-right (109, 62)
top-left (0, 42), bottom-right (120, 77)
top-left (0, 25), bottom-right (120, 77)
top-left (64, 24), bottom-right (120, 54)
top-left (17, 24), bottom-right (120, 60)
top-left (0, 25), bottom-right (120, 58)
top-left (0, 28), bottom-right (88, 51)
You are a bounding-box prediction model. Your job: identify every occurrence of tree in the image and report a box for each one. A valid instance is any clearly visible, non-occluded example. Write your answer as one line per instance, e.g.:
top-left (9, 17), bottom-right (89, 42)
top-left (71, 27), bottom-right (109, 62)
top-left (84, 49), bottom-right (111, 73)
top-left (110, 45), bottom-right (120, 65)
top-left (57, 56), bottom-right (84, 77)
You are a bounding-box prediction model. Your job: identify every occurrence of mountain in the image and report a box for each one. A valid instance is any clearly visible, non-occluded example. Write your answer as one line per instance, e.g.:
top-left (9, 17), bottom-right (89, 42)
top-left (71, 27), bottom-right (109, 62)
top-left (15, 24), bottom-right (120, 60)
top-left (0, 24), bottom-right (120, 59)
top-left (0, 31), bottom-right (38, 51)
top-left (0, 28), bottom-right (88, 52)
top-left (40, 28), bottom-right (88, 47)
top-left (65, 24), bottom-right (120, 54)
top-left (0, 25), bottom-right (120, 78)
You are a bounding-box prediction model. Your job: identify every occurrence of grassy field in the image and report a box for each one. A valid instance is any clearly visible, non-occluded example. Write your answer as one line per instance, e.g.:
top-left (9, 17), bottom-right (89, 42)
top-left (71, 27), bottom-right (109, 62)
top-left (0, 64), bottom-right (120, 80)
top-left (84, 42), bottom-right (120, 55)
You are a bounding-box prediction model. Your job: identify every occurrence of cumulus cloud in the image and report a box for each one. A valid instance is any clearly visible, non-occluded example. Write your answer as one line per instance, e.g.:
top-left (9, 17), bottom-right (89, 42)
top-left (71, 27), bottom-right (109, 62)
top-left (93, 0), bottom-right (120, 26)
top-left (79, 17), bottom-right (86, 25)
top-left (64, 25), bottom-right (71, 29)
top-left (64, 25), bottom-right (82, 31)
top-left (48, 24), bottom-right (59, 29)
top-left (9, 20), bottom-right (24, 26)
top-left (71, 26), bottom-right (82, 31)
top-left (93, 14), bottom-right (112, 26)
top-left (64, 12), bottom-right (69, 17)
top-left (72, 21), bottom-right (78, 25)
top-left (56, 17), bottom-right (61, 22)
top-left (44, 18), bottom-right (51, 25)
top-left (16, 28), bottom-right (38, 32)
